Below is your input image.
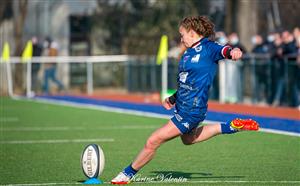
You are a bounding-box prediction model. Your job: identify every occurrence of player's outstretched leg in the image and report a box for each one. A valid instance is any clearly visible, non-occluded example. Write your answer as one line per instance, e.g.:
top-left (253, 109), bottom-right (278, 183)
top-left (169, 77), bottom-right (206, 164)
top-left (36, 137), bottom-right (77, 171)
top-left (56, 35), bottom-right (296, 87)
top-left (181, 118), bottom-right (259, 145)
top-left (111, 120), bottom-right (181, 184)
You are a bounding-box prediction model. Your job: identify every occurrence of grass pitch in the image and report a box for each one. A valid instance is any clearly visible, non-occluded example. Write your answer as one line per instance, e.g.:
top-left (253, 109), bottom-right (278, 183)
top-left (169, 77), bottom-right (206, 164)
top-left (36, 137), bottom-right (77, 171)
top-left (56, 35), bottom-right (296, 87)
top-left (0, 97), bottom-right (299, 185)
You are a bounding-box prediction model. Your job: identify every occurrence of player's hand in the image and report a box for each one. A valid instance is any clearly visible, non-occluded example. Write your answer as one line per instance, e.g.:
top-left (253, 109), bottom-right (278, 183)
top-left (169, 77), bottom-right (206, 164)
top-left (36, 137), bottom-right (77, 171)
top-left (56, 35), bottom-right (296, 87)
top-left (162, 97), bottom-right (175, 110)
top-left (230, 48), bottom-right (243, 60)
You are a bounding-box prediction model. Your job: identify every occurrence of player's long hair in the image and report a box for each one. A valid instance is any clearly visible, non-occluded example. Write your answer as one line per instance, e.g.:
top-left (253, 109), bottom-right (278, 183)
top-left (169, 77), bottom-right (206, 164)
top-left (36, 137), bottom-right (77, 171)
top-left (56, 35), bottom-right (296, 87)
top-left (180, 16), bottom-right (215, 40)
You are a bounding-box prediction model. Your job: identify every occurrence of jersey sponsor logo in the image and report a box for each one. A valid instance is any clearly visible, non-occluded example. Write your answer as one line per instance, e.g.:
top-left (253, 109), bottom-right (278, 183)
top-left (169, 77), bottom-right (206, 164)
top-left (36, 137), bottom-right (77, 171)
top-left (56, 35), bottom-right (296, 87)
top-left (179, 72), bottom-right (188, 83)
top-left (179, 83), bottom-right (193, 90)
top-left (183, 55), bottom-right (189, 62)
top-left (191, 54), bottom-right (200, 63)
top-left (195, 45), bottom-right (202, 52)
top-left (182, 122), bottom-right (190, 129)
top-left (175, 113), bottom-right (183, 122)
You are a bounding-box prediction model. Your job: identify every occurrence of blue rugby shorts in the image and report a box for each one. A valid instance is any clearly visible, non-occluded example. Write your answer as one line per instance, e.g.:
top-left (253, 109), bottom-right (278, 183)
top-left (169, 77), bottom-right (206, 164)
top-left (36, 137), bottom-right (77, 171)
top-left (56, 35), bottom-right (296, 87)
top-left (171, 110), bottom-right (206, 134)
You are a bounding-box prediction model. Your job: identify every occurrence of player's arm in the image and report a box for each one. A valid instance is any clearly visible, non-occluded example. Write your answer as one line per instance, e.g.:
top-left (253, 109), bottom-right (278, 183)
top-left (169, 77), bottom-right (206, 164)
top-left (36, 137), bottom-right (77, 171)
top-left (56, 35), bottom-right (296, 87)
top-left (162, 91), bottom-right (177, 110)
top-left (222, 46), bottom-right (243, 60)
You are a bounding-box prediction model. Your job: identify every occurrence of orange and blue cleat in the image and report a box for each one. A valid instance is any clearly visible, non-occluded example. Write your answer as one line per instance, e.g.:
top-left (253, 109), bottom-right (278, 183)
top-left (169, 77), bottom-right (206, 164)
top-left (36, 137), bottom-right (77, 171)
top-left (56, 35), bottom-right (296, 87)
top-left (230, 118), bottom-right (260, 131)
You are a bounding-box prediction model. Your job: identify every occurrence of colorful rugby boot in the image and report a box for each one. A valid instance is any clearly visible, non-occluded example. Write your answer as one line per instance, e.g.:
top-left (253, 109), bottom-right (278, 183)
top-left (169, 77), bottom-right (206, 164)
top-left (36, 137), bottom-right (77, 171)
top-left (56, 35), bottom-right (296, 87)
top-left (111, 172), bottom-right (131, 185)
top-left (230, 118), bottom-right (259, 131)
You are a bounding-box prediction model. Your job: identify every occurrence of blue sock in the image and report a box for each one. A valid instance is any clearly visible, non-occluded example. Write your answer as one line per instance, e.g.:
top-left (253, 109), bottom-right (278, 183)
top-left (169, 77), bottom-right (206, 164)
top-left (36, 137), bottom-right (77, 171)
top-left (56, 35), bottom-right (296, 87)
top-left (221, 121), bottom-right (238, 134)
top-left (123, 164), bottom-right (138, 178)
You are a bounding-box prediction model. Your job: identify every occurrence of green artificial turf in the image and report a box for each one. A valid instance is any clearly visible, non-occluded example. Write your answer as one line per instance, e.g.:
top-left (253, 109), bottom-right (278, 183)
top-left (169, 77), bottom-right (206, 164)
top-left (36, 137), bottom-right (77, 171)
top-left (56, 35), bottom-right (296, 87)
top-left (0, 97), bottom-right (299, 186)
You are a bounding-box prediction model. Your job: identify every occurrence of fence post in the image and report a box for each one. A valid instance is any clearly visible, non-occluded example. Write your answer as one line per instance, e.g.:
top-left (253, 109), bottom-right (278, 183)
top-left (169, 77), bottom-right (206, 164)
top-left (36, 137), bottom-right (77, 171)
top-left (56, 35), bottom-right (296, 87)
top-left (150, 59), bottom-right (157, 91)
top-left (6, 62), bottom-right (13, 97)
top-left (219, 60), bottom-right (226, 103)
top-left (283, 56), bottom-right (289, 105)
top-left (161, 58), bottom-right (168, 98)
top-left (87, 62), bottom-right (93, 95)
top-left (250, 54), bottom-right (257, 103)
top-left (124, 60), bottom-right (129, 91)
top-left (26, 61), bottom-right (32, 97)
top-left (267, 57), bottom-right (272, 103)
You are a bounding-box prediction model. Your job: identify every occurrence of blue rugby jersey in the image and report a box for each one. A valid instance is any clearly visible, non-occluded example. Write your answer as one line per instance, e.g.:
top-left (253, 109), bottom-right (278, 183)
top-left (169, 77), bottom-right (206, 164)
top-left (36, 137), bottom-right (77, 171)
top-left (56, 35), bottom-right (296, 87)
top-left (175, 37), bottom-right (230, 116)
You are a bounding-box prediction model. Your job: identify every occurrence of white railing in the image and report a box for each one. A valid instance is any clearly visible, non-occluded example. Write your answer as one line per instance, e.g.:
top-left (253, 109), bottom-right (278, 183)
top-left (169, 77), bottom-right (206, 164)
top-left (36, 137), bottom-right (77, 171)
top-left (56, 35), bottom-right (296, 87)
top-left (1, 55), bottom-right (132, 97)
top-left (2, 55), bottom-right (131, 64)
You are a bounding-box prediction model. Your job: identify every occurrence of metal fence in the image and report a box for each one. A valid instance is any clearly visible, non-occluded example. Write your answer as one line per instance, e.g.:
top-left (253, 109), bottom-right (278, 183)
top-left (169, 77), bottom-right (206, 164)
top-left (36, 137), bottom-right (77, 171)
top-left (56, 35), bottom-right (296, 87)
top-left (1, 54), bottom-right (299, 107)
top-left (125, 54), bottom-right (299, 107)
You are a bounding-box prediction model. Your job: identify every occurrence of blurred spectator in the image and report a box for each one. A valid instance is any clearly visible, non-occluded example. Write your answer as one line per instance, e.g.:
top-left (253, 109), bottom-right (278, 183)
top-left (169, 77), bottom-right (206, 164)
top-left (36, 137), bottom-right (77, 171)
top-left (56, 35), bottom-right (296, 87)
top-left (282, 30), bottom-right (298, 107)
top-left (291, 28), bottom-right (300, 108)
top-left (292, 27), bottom-right (300, 43)
top-left (251, 34), bottom-right (269, 104)
top-left (266, 32), bottom-right (281, 59)
top-left (228, 32), bottom-right (247, 53)
top-left (295, 28), bottom-right (300, 108)
top-left (273, 32), bottom-right (284, 57)
top-left (267, 32), bottom-right (276, 44)
top-left (219, 32), bottom-right (243, 103)
top-left (271, 30), bottom-right (298, 107)
top-left (294, 27), bottom-right (300, 65)
top-left (31, 36), bottom-right (43, 94)
top-left (212, 31), bottom-right (228, 100)
top-left (251, 34), bottom-right (268, 53)
top-left (42, 38), bottom-right (64, 94)
top-left (215, 31), bottom-right (228, 45)
top-left (268, 32), bottom-right (284, 106)
top-left (282, 30), bottom-right (297, 55)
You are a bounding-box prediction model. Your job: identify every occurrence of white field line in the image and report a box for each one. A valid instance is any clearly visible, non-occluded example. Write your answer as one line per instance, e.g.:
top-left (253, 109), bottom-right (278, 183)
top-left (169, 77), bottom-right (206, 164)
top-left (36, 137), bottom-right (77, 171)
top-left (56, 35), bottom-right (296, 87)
top-left (0, 138), bottom-right (114, 144)
top-left (28, 97), bottom-right (172, 119)
top-left (0, 125), bottom-right (157, 131)
top-left (1, 180), bottom-right (300, 186)
top-left (0, 117), bottom-right (19, 122)
top-left (2, 125), bottom-right (299, 137)
top-left (16, 97), bottom-right (300, 137)
top-left (259, 128), bottom-right (300, 137)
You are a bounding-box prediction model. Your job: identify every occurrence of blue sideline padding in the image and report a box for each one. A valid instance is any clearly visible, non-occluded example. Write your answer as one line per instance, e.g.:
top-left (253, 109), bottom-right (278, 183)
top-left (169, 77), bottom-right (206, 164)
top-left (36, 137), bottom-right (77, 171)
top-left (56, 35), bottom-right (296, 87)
top-left (37, 95), bottom-right (300, 134)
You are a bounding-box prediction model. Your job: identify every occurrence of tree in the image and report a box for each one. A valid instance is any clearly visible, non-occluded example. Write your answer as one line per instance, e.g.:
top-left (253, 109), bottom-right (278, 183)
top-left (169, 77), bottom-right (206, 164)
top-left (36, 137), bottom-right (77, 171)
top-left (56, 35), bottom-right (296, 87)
top-left (0, 0), bottom-right (13, 23)
top-left (13, 0), bottom-right (28, 56)
top-left (93, 0), bottom-right (207, 55)
top-left (1, 0), bottom-right (28, 93)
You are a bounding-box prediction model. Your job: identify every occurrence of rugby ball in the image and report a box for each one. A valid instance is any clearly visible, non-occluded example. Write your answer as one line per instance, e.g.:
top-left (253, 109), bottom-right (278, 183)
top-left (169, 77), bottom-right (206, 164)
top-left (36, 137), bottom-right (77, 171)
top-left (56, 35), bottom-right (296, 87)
top-left (81, 144), bottom-right (105, 178)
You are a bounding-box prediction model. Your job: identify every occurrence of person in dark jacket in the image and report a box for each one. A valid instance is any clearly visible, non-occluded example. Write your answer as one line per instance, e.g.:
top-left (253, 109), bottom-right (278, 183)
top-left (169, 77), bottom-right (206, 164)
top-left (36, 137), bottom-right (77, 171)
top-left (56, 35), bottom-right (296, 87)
top-left (31, 36), bottom-right (43, 94)
top-left (251, 34), bottom-right (270, 104)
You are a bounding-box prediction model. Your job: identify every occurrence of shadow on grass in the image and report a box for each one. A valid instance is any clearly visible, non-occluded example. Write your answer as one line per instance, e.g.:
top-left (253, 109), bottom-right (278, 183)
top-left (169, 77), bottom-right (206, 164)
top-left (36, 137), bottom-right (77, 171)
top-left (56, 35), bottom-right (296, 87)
top-left (150, 170), bottom-right (245, 179)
